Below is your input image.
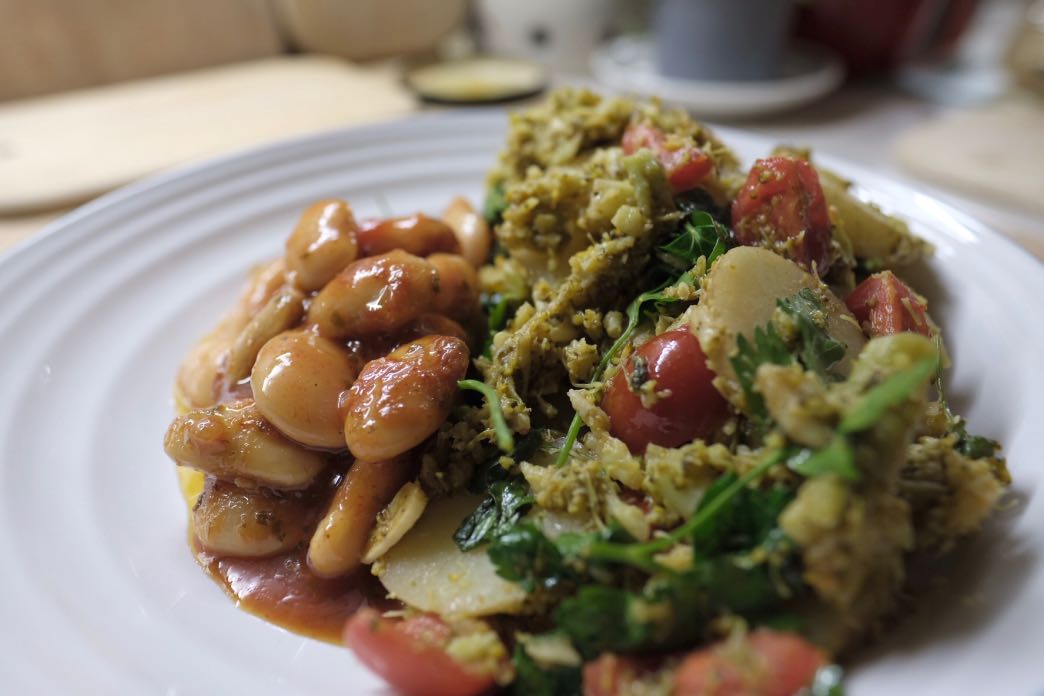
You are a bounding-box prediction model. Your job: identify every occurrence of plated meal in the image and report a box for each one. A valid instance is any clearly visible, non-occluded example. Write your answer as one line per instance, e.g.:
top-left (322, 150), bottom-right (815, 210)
top-left (163, 89), bottom-right (1010, 696)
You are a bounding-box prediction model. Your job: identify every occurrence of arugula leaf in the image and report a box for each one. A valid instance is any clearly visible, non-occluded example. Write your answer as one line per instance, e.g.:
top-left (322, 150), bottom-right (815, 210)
top-left (786, 436), bottom-right (859, 481)
top-left (839, 355), bottom-right (938, 433)
top-left (454, 479), bottom-right (534, 551)
top-left (777, 288), bottom-right (846, 380)
top-left (512, 644), bottom-right (581, 696)
top-left (658, 211), bottom-right (730, 269)
top-left (483, 182), bottom-right (507, 225)
top-left (457, 379), bottom-right (514, 453)
top-left (805, 664), bottom-right (846, 696)
top-left (488, 522), bottom-right (576, 593)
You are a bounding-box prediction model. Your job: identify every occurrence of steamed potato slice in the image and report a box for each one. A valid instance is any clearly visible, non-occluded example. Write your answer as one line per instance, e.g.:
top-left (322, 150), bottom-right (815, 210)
top-left (375, 495), bottom-right (527, 618)
top-left (691, 246), bottom-right (865, 411)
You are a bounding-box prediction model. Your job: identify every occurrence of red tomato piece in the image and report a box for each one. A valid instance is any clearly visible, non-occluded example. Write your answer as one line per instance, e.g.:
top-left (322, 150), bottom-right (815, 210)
top-left (673, 630), bottom-right (827, 696)
top-left (602, 329), bottom-right (729, 454)
top-left (846, 270), bottom-right (931, 337)
top-left (344, 609), bottom-right (494, 696)
top-left (731, 156), bottom-right (833, 275)
top-left (622, 123), bottom-right (714, 194)
top-left (583, 654), bottom-right (644, 696)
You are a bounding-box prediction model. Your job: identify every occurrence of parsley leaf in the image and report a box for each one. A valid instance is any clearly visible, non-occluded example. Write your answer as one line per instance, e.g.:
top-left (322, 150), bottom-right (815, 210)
top-left (483, 182), bottom-right (507, 225)
top-left (786, 435), bottom-right (859, 481)
top-left (512, 644), bottom-right (581, 696)
top-left (839, 355), bottom-right (938, 433)
top-left (658, 211), bottom-right (730, 269)
top-left (488, 522), bottom-right (576, 593)
top-left (777, 289), bottom-right (846, 380)
top-left (730, 324), bottom-right (792, 425)
top-left (454, 478), bottom-right (534, 551)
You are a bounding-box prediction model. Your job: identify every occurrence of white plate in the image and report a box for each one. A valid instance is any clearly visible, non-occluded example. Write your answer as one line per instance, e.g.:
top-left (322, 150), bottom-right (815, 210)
top-left (0, 112), bottom-right (1042, 695)
top-left (592, 36), bottom-right (844, 119)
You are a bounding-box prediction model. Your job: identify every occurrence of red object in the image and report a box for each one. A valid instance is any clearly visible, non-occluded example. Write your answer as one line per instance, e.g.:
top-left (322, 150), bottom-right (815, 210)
top-left (846, 271), bottom-right (931, 337)
top-left (731, 156), bottom-right (833, 275)
top-left (795, 0), bottom-right (979, 76)
top-left (602, 329), bottom-right (729, 454)
top-left (344, 609), bottom-right (494, 696)
top-left (673, 630), bottom-right (827, 696)
top-left (622, 123), bottom-right (714, 194)
top-left (584, 654), bottom-right (646, 696)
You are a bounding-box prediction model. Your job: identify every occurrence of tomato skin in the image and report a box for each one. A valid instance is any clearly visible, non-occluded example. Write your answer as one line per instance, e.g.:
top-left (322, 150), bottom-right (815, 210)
top-left (583, 654), bottom-right (644, 696)
top-left (622, 123), bottom-right (714, 194)
top-left (673, 630), bottom-right (827, 696)
top-left (731, 157), bottom-right (833, 275)
top-left (602, 329), bottom-right (729, 454)
top-left (344, 609), bottom-right (494, 696)
top-left (846, 270), bottom-right (931, 337)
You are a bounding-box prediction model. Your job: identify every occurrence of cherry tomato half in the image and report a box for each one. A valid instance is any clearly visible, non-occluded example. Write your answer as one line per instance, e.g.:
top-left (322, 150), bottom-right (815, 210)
top-left (731, 156), bottom-right (833, 275)
top-left (846, 270), bottom-right (931, 337)
top-left (622, 123), bottom-right (714, 194)
top-left (602, 329), bottom-right (729, 454)
top-left (673, 629), bottom-right (827, 696)
top-left (344, 608), bottom-right (494, 696)
top-left (583, 654), bottom-right (648, 696)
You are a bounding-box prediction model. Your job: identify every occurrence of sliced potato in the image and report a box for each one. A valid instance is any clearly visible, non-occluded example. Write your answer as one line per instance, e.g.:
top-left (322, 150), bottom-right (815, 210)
top-left (691, 246), bottom-right (865, 411)
top-left (376, 495), bottom-right (527, 618)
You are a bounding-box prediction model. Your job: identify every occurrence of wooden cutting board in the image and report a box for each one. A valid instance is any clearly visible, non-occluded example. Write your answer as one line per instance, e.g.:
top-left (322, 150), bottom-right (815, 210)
top-left (0, 56), bottom-right (417, 215)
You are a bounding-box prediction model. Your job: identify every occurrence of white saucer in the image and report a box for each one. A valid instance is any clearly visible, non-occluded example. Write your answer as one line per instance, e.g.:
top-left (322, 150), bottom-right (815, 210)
top-left (591, 35), bottom-right (845, 119)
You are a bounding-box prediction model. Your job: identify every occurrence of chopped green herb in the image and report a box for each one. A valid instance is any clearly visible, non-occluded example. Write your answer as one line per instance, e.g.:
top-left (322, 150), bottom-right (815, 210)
top-left (777, 289), bottom-right (846, 381)
top-left (488, 522), bottom-right (575, 593)
top-left (512, 644), bottom-right (581, 696)
top-left (457, 379), bottom-right (514, 453)
top-left (454, 478), bottom-right (534, 551)
top-left (483, 182), bottom-right (507, 225)
top-left (839, 355), bottom-right (938, 434)
top-left (787, 435), bottom-right (859, 481)
top-left (730, 323), bottom-right (793, 425)
top-left (658, 211), bottom-right (730, 270)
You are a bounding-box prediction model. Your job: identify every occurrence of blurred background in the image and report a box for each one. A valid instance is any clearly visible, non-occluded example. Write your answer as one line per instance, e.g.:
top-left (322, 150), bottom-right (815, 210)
top-left (0, 0), bottom-right (1041, 258)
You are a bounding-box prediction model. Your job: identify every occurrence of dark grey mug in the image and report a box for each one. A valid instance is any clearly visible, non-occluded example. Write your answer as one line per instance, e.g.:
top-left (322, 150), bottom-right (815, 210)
top-left (653, 0), bottom-right (795, 81)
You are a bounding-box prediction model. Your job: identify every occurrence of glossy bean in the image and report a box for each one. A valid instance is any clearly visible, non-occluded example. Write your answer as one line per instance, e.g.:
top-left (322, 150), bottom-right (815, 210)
top-left (307, 456), bottom-right (414, 578)
top-left (442, 196), bottom-right (492, 268)
top-left (225, 286), bottom-right (305, 384)
top-left (251, 330), bottom-right (360, 449)
top-left (164, 400), bottom-right (325, 490)
top-left (175, 259), bottom-right (286, 409)
top-left (357, 213), bottom-right (460, 258)
top-left (308, 249), bottom-right (439, 339)
top-left (343, 335), bottom-right (469, 461)
top-left (285, 199), bottom-right (360, 292)
top-left (428, 253), bottom-right (480, 324)
top-left (194, 477), bottom-right (312, 558)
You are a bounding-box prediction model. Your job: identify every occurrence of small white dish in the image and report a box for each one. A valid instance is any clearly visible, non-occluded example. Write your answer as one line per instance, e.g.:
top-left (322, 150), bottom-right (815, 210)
top-left (592, 35), bottom-right (845, 119)
top-left (0, 112), bottom-right (1041, 694)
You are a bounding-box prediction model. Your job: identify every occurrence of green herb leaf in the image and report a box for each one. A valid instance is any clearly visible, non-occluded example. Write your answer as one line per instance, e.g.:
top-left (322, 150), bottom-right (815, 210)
top-left (658, 211), bottom-right (730, 269)
top-left (488, 522), bottom-right (575, 593)
top-left (555, 585), bottom-right (653, 657)
top-left (454, 479), bottom-right (535, 551)
top-left (512, 644), bottom-right (581, 696)
top-left (483, 182), bottom-right (507, 225)
top-left (730, 324), bottom-right (792, 424)
top-left (777, 288), bottom-right (846, 380)
top-left (457, 379), bottom-right (514, 453)
top-left (691, 476), bottom-right (794, 555)
top-left (786, 436), bottom-right (859, 481)
top-left (839, 355), bottom-right (938, 433)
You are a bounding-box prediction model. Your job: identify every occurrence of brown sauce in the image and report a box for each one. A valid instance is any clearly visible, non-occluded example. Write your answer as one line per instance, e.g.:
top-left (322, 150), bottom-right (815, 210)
top-left (192, 538), bottom-right (395, 644)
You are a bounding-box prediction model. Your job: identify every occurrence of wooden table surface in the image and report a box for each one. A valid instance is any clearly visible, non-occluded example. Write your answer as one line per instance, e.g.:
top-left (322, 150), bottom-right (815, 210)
top-left (1, 63), bottom-right (1041, 262)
